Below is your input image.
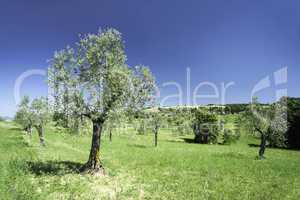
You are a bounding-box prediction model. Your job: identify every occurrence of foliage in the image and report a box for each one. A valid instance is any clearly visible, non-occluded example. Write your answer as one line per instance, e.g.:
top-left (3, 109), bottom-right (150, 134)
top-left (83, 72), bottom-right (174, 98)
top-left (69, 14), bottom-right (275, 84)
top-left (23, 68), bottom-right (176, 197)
top-left (15, 96), bottom-right (33, 133)
top-left (49, 28), bottom-right (155, 124)
top-left (222, 129), bottom-right (240, 145)
top-left (170, 107), bottom-right (193, 135)
top-left (285, 97), bottom-right (300, 149)
top-left (30, 97), bottom-right (50, 128)
top-left (224, 104), bottom-right (248, 114)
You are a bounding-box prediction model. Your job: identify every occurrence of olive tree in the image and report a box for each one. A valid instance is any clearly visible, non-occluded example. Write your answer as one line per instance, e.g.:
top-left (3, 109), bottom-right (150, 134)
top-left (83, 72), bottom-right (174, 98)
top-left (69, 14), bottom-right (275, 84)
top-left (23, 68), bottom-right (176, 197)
top-left (30, 97), bottom-right (50, 146)
top-left (243, 97), bottom-right (287, 159)
top-left (49, 28), bottom-right (155, 174)
top-left (15, 96), bottom-right (33, 137)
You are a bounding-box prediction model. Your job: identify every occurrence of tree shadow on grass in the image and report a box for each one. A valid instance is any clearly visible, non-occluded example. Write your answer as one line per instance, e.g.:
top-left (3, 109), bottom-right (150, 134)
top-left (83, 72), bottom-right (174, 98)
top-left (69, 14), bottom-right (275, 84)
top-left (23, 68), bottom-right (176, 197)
top-left (248, 143), bottom-right (260, 148)
top-left (9, 127), bottom-right (23, 131)
top-left (181, 137), bottom-right (196, 144)
top-left (127, 144), bottom-right (148, 148)
top-left (166, 140), bottom-right (183, 144)
top-left (165, 138), bottom-right (195, 144)
top-left (248, 143), bottom-right (300, 151)
top-left (26, 160), bottom-right (83, 176)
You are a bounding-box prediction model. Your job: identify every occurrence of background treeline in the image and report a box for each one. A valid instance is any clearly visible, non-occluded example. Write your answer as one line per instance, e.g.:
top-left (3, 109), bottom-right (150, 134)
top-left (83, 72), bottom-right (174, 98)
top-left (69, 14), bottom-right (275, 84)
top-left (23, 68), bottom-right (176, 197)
top-left (15, 96), bottom-right (300, 151)
top-left (48, 97), bottom-right (300, 149)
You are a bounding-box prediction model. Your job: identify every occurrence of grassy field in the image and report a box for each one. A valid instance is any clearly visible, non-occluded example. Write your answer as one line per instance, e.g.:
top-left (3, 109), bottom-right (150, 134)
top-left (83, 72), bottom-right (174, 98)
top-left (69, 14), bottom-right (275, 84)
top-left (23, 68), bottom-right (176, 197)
top-left (0, 121), bottom-right (300, 200)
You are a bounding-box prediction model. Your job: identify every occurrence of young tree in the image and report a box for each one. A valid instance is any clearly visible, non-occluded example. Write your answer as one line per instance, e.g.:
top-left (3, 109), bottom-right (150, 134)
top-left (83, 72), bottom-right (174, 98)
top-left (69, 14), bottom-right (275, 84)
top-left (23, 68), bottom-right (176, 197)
top-left (105, 112), bottom-right (122, 142)
top-left (243, 97), bottom-right (287, 159)
top-left (15, 96), bottom-right (33, 137)
top-left (135, 112), bottom-right (148, 135)
top-left (148, 111), bottom-right (162, 147)
top-left (30, 97), bottom-right (50, 146)
top-left (49, 28), bottom-right (155, 174)
top-left (171, 108), bottom-right (193, 135)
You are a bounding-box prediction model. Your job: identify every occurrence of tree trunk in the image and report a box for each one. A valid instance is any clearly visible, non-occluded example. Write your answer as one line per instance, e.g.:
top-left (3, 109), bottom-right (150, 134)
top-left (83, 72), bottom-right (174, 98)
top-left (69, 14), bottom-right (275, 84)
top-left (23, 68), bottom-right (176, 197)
top-left (154, 124), bottom-right (159, 147)
top-left (28, 126), bottom-right (32, 138)
top-left (26, 125), bottom-right (32, 138)
top-left (81, 120), bottom-right (105, 175)
top-left (194, 124), bottom-right (201, 143)
top-left (154, 132), bottom-right (158, 147)
top-left (74, 118), bottom-right (80, 135)
top-left (259, 134), bottom-right (267, 159)
top-left (36, 125), bottom-right (45, 146)
top-left (203, 133), bottom-right (209, 144)
top-left (109, 130), bottom-right (112, 142)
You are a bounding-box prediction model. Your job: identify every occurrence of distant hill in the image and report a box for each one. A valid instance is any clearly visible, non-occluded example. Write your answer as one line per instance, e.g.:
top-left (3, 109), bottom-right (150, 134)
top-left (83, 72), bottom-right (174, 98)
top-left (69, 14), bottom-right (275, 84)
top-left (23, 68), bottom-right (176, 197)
top-left (0, 116), bottom-right (13, 121)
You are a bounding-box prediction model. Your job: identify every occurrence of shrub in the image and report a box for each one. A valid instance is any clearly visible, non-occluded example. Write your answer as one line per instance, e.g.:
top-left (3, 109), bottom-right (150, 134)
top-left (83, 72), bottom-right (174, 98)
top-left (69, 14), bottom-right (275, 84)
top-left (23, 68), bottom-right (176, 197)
top-left (222, 129), bottom-right (240, 145)
top-left (191, 110), bottom-right (219, 144)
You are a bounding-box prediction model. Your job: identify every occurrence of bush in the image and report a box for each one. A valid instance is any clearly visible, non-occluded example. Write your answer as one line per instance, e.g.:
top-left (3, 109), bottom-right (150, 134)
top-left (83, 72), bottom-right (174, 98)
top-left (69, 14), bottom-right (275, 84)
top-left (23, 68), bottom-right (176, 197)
top-left (222, 129), bottom-right (240, 145)
top-left (191, 110), bottom-right (219, 144)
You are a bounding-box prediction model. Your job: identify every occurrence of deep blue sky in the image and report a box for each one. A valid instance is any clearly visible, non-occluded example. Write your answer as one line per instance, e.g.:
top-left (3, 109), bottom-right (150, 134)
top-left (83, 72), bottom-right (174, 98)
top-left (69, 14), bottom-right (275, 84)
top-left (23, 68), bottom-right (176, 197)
top-left (1, 0), bottom-right (300, 117)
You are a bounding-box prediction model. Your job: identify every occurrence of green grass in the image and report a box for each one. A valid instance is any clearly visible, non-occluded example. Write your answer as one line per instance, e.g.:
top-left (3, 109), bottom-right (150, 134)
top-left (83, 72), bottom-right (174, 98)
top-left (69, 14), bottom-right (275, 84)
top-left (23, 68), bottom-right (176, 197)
top-left (0, 121), bottom-right (300, 199)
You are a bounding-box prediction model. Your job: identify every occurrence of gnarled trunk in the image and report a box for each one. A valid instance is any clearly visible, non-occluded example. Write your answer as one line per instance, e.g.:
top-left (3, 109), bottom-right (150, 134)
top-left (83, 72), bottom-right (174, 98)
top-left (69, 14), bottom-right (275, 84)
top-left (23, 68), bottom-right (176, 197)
top-left (259, 134), bottom-right (267, 159)
top-left (82, 119), bottom-right (105, 175)
top-left (36, 125), bottom-right (45, 146)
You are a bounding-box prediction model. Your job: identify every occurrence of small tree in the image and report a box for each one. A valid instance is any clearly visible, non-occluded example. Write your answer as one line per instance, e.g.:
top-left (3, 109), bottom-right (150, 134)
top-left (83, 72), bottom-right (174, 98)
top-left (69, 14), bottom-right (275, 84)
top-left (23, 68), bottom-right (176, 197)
top-left (136, 112), bottom-right (148, 135)
top-left (171, 108), bottom-right (193, 135)
top-left (243, 97), bottom-right (287, 159)
top-left (30, 97), bottom-right (50, 146)
top-left (104, 112), bottom-right (122, 142)
top-left (49, 28), bottom-right (155, 174)
top-left (15, 96), bottom-right (33, 137)
top-left (148, 111), bottom-right (162, 147)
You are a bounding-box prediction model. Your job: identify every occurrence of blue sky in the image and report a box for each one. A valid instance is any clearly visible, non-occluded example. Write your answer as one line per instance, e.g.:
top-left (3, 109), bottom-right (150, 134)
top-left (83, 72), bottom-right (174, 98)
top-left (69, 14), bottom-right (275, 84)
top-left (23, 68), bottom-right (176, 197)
top-left (1, 0), bottom-right (300, 117)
